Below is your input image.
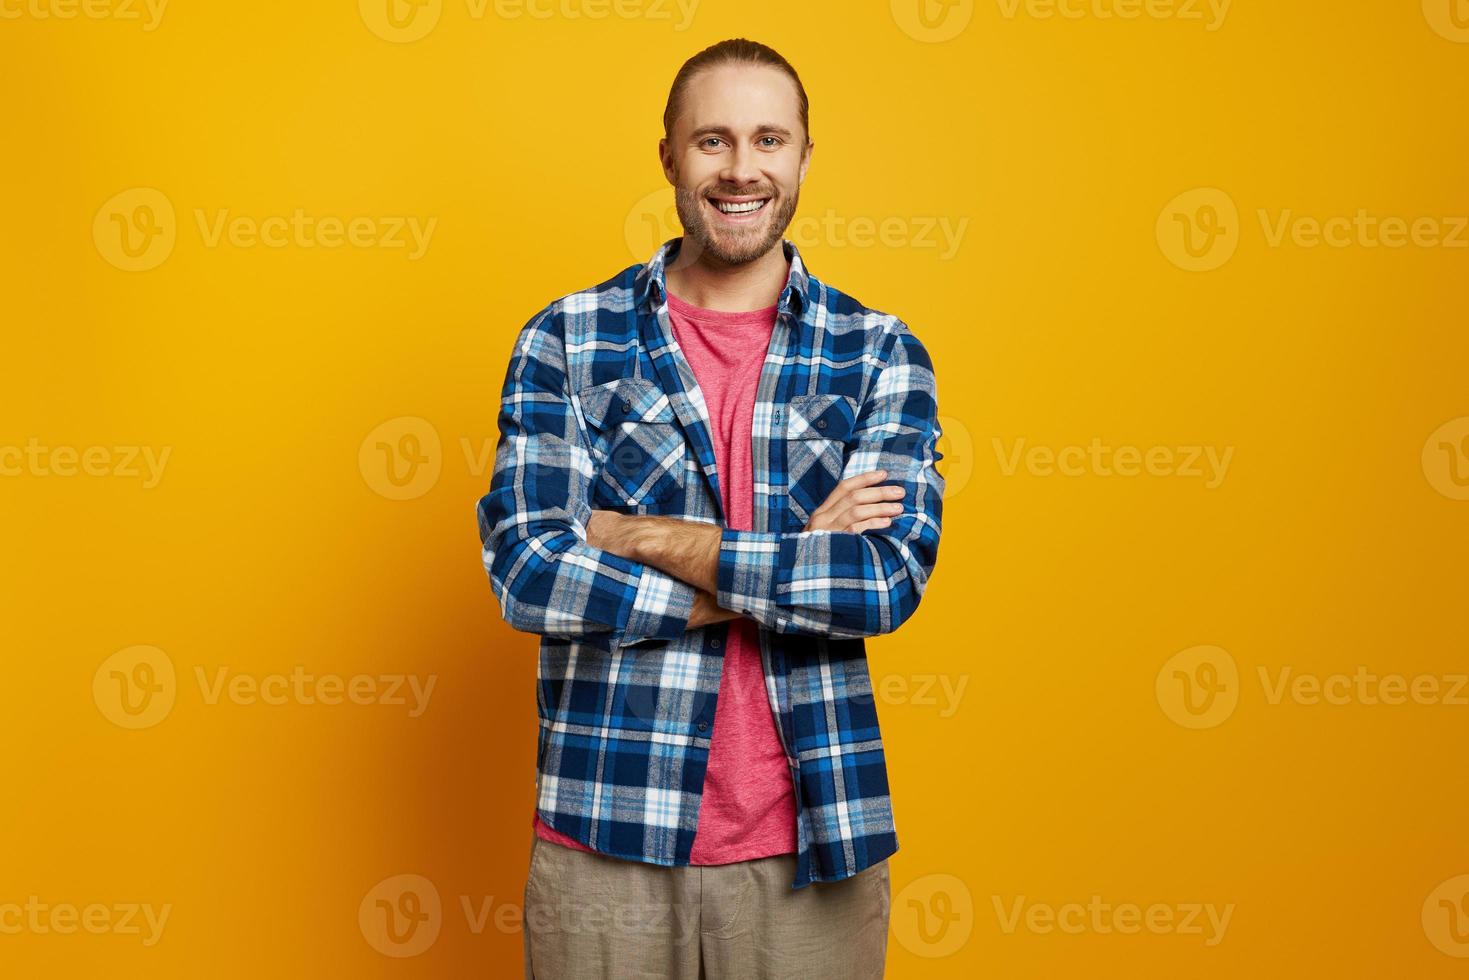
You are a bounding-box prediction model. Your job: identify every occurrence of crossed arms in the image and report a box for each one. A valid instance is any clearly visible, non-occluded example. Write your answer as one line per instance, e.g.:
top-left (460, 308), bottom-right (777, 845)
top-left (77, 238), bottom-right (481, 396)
top-left (476, 307), bottom-right (945, 646)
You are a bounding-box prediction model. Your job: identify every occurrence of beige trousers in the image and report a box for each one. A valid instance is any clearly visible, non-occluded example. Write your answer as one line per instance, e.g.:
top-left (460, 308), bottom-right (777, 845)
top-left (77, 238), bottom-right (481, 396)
top-left (522, 834), bottom-right (890, 979)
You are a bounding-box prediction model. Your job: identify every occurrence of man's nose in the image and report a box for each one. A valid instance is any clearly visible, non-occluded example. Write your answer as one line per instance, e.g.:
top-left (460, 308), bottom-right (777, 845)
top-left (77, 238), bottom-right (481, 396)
top-left (719, 144), bottom-right (763, 188)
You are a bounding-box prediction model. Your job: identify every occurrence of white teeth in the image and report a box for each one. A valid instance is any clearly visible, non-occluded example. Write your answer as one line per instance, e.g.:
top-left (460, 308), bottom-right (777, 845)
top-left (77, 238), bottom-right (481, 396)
top-left (713, 199), bottom-right (767, 214)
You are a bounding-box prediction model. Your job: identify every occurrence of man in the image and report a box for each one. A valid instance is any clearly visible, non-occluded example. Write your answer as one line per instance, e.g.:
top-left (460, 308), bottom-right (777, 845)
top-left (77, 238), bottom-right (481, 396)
top-left (477, 38), bottom-right (944, 980)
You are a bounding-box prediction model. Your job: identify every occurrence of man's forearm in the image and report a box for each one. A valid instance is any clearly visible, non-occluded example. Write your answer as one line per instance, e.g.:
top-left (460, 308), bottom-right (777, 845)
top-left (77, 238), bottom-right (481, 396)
top-left (622, 515), bottom-right (722, 594)
top-left (586, 511), bottom-right (736, 628)
top-left (628, 518), bottom-right (738, 628)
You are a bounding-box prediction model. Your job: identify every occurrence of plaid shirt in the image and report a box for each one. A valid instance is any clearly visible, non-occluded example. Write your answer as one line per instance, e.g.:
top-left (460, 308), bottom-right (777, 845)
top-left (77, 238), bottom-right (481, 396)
top-left (477, 237), bottom-right (944, 888)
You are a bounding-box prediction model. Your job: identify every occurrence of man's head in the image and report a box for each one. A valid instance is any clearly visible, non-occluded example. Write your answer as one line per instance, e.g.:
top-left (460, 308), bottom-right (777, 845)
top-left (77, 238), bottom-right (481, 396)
top-left (659, 39), bottom-right (814, 267)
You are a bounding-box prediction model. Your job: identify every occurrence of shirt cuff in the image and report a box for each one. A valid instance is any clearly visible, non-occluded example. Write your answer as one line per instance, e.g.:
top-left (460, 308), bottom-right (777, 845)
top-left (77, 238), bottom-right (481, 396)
top-left (622, 566), bottom-right (697, 646)
top-left (715, 529), bottom-right (792, 623)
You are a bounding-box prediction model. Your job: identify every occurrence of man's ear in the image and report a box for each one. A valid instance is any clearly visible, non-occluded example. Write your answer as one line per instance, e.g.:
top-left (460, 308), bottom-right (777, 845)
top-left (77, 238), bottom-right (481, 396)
top-left (799, 140), bottom-right (815, 186)
top-left (658, 138), bottom-right (675, 184)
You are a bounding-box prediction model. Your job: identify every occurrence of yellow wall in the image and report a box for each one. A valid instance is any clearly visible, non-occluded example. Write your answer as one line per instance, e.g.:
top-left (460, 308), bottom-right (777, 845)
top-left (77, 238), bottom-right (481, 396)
top-left (3, 0), bottom-right (1468, 976)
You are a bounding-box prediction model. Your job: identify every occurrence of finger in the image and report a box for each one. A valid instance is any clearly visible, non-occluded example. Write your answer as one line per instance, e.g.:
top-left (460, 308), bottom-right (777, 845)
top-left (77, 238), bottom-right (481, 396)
top-left (817, 478), bottom-right (899, 519)
top-left (833, 468), bottom-right (887, 494)
top-left (846, 484), bottom-right (907, 506)
top-left (847, 501), bottom-right (905, 522)
top-left (846, 517), bottom-right (893, 533)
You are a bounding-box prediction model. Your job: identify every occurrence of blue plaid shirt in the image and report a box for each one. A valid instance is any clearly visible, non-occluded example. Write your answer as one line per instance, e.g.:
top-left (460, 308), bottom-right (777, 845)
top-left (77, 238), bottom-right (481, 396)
top-left (477, 237), bottom-right (944, 888)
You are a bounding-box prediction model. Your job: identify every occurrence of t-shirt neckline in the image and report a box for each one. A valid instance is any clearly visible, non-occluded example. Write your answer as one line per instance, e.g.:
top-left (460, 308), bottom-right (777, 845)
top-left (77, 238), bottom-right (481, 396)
top-left (666, 289), bottom-right (778, 325)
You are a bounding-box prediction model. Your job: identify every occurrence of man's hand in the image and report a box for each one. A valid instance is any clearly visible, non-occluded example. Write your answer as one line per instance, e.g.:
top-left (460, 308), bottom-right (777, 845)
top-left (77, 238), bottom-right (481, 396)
top-left (803, 468), bottom-right (907, 533)
top-left (688, 588), bottom-right (740, 629)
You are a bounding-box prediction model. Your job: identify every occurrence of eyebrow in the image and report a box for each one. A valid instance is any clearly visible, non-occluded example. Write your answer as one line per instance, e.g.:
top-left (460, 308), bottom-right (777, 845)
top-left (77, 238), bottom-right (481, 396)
top-left (688, 124), bottom-right (796, 142)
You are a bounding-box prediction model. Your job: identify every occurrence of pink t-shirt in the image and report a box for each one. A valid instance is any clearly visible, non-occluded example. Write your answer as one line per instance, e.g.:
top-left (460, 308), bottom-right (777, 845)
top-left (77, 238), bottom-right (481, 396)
top-left (532, 288), bottom-right (798, 864)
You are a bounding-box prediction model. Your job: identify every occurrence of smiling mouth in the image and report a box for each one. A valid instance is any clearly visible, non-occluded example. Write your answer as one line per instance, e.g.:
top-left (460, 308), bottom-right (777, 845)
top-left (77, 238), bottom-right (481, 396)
top-left (707, 196), bottom-right (770, 218)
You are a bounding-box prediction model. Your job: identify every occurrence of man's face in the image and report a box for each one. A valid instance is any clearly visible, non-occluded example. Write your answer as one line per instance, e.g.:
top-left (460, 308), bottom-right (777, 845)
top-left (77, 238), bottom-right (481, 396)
top-left (660, 63), bottom-right (812, 266)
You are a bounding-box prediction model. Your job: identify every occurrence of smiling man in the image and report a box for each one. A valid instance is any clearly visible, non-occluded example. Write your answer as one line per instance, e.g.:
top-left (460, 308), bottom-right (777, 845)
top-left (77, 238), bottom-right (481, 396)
top-left (477, 38), bottom-right (945, 979)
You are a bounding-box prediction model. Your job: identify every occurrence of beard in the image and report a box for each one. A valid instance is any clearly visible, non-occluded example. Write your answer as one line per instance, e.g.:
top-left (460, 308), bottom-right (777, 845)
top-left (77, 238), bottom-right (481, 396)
top-left (672, 182), bottom-right (799, 266)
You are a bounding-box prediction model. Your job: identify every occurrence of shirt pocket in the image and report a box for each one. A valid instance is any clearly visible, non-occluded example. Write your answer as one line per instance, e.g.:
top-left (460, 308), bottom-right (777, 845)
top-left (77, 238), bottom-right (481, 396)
top-left (580, 378), bottom-right (687, 509)
top-left (784, 393), bottom-right (859, 527)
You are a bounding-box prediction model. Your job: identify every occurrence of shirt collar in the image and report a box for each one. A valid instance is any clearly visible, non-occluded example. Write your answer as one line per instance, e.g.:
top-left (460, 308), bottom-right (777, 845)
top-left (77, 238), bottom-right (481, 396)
top-left (636, 236), bottom-right (811, 319)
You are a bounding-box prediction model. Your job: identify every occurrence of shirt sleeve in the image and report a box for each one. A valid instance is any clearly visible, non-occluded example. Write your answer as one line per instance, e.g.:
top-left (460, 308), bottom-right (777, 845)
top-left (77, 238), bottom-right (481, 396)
top-left (715, 320), bottom-right (944, 640)
top-left (477, 307), bottom-right (696, 647)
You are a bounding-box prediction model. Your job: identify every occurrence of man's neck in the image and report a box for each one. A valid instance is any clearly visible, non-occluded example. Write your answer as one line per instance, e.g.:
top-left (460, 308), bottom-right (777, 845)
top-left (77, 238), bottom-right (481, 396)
top-left (665, 240), bottom-right (789, 312)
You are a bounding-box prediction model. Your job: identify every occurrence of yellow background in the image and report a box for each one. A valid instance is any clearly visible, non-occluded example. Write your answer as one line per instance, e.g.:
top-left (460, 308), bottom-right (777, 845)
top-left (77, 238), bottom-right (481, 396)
top-left (3, 0), bottom-right (1468, 975)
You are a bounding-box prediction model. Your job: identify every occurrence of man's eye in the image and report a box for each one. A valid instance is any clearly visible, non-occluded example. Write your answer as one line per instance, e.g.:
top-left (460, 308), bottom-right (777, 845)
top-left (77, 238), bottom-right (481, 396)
top-left (701, 138), bottom-right (724, 149)
top-left (759, 137), bottom-right (781, 148)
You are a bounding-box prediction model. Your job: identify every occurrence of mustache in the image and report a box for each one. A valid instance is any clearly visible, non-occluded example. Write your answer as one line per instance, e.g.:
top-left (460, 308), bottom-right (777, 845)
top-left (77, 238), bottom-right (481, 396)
top-left (704, 187), bottom-right (777, 198)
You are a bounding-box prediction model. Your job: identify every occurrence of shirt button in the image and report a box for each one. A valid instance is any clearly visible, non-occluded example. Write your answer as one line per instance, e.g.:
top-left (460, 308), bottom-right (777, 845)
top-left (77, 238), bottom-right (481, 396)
top-left (697, 721), bottom-right (709, 732)
top-left (710, 637), bottom-right (721, 649)
top-left (816, 418), bottom-right (827, 429)
top-left (621, 400), bottom-right (632, 412)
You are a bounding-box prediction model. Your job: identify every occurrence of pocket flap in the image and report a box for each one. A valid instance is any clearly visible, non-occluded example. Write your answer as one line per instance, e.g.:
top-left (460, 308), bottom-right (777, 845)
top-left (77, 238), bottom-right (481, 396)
top-left (786, 393), bottom-right (858, 441)
top-left (580, 378), bottom-right (675, 430)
